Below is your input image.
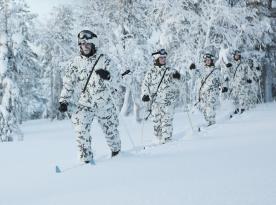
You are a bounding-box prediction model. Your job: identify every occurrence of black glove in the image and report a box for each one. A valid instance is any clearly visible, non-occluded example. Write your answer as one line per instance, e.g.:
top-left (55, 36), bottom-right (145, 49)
top-left (121, 70), bottom-right (131, 77)
top-left (225, 77), bottom-right (229, 82)
top-left (95, 69), bottom-right (110, 80)
top-left (221, 87), bottom-right (228, 93)
top-left (256, 66), bottom-right (260, 71)
top-left (142, 95), bottom-right (150, 102)
top-left (247, 79), bottom-right (252, 84)
top-left (172, 71), bottom-right (181, 79)
top-left (226, 63), bottom-right (232, 68)
top-left (189, 63), bottom-right (196, 70)
top-left (58, 102), bottom-right (68, 113)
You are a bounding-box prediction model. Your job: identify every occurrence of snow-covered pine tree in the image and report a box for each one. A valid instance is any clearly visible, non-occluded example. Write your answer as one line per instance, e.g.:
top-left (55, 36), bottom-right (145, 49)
top-left (0, 0), bottom-right (28, 141)
top-left (117, 0), bottom-right (156, 117)
top-left (27, 0), bottom-right (273, 118)
top-left (11, 0), bottom-right (44, 121)
top-left (37, 5), bottom-right (76, 120)
top-left (0, 77), bottom-right (23, 142)
top-left (76, 0), bottom-right (156, 116)
top-left (149, 0), bottom-right (272, 107)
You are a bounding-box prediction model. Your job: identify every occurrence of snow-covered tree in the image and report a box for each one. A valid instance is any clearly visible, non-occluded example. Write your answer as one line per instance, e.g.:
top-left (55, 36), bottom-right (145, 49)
top-left (0, 77), bottom-right (23, 141)
top-left (23, 0), bottom-right (272, 120)
top-left (0, 0), bottom-right (29, 141)
top-left (146, 0), bottom-right (272, 106)
top-left (11, 0), bottom-right (44, 121)
top-left (37, 5), bottom-right (76, 119)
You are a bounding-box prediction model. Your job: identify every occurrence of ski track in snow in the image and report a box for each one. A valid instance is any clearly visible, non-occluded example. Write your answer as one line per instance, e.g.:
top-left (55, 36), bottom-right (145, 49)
top-left (0, 103), bottom-right (276, 205)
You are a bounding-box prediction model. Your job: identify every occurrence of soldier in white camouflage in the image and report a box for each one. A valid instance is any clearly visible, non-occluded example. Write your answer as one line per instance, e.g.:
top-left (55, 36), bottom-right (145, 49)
top-left (141, 49), bottom-right (182, 144)
top-left (187, 62), bottom-right (201, 108)
top-left (217, 54), bottom-right (233, 101)
top-left (228, 50), bottom-right (254, 115)
top-left (247, 58), bottom-right (262, 107)
top-left (195, 53), bottom-right (225, 126)
top-left (58, 30), bottom-right (121, 163)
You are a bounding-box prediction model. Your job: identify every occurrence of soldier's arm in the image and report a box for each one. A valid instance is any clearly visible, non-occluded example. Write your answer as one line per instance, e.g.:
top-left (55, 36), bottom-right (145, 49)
top-left (103, 56), bottom-right (121, 88)
top-left (141, 69), bottom-right (152, 99)
top-left (59, 61), bottom-right (77, 103)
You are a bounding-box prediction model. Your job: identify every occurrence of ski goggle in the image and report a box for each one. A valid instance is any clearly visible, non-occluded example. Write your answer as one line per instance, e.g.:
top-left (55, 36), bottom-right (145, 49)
top-left (159, 49), bottom-right (167, 55)
top-left (78, 38), bottom-right (96, 45)
top-left (152, 48), bottom-right (167, 56)
top-left (78, 30), bottom-right (98, 46)
top-left (203, 53), bottom-right (214, 60)
top-left (78, 30), bottom-right (97, 40)
top-left (233, 50), bottom-right (241, 55)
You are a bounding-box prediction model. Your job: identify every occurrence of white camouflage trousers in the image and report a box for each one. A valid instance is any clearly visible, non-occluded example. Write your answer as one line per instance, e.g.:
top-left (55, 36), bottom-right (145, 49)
top-left (71, 104), bottom-right (121, 162)
top-left (198, 90), bottom-right (219, 125)
top-left (151, 103), bottom-right (174, 141)
top-left (232, 83), bottom-right (251, 111)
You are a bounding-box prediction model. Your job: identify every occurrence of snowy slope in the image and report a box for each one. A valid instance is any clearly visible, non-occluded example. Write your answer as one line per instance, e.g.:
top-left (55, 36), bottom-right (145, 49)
top-left (0, 103), bottom-right (276, 205)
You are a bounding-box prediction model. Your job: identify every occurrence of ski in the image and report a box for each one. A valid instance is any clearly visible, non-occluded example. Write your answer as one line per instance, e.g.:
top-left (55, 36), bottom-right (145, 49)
top-left (198, 125), bottom-right (207, 132)
top-left (197, 123), bottom-right (215, 132)
top-left (136, 138), bottom-right (175, 151)
top-left (55, 160), bottom-right (96, 174)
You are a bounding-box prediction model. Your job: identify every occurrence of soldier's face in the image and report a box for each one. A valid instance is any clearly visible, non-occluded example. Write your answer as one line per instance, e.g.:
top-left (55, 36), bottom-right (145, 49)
top-left (80, 43), bottom-right (92, 55)
top-left (205, 58), bottom-right (212, 66)
top-left (234, 54), bottom-right (241, 61)
top-left (158, 56), bottom-right (166, 65)
top-left (248, 60), bottom-right (253, 67)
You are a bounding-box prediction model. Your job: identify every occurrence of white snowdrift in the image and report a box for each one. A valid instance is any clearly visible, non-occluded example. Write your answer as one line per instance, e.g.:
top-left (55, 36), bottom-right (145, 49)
top-left (0, 103), bottom-right (276, 205)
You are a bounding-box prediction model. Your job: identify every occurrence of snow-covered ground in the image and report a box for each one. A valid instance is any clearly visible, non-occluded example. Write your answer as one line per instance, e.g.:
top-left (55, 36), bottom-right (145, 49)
top-left (0, 102), bottom-right (276, 205)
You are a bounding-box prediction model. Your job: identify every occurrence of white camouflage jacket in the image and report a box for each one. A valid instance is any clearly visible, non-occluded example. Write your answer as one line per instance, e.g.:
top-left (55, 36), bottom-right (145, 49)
top-left (59, 53), bottom-right (121, 109)
top-left (141, 64), bottom-right (181, 106)
top-left (230, 60), bottom-right (253, 96)
top-left (195, 65), bottom-right (221, 103)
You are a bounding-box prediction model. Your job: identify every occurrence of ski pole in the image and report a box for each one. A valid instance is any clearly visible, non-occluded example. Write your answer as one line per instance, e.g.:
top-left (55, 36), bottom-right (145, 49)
top-left (141, 118), bottom-right (145, 149)
top-left (66, 112), bottom-right (71, 120)
top-left (181, 91), bottom-right (195, 132)
top-left (105, 82), bottom-right (136, 150)
top-left (186, 110), bottom-right (195, 133)
top-left (258, 79), bottom-right (263, 103)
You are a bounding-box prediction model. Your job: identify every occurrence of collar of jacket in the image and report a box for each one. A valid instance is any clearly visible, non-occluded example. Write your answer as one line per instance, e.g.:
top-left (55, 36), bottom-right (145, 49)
top-left (80, 53), bottom-right (97, 60)
top-left (154, 64), bottom-right (166, 69)
top-left (205, 64), bottom-right (215, 68)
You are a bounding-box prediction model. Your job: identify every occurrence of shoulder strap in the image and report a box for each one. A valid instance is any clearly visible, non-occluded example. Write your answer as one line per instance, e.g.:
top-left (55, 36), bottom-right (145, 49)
top-left (199, 68), bottom-right (218, 92)
top-left (233, 62), bottom-right (241, 79)
top-left (153, 67), bottom-right (169, 97)
top-left (198, 67), bottom-right (218, 102)
top-left (145, 66), bottom-right (169, 120)
top-left (82, 54), bottom-right (103, 93)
